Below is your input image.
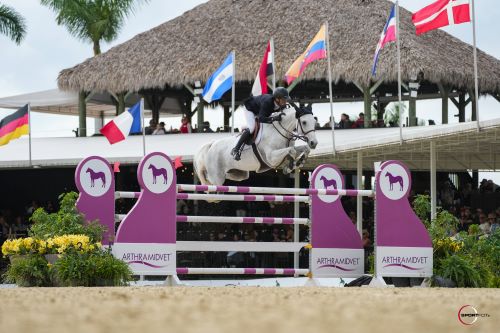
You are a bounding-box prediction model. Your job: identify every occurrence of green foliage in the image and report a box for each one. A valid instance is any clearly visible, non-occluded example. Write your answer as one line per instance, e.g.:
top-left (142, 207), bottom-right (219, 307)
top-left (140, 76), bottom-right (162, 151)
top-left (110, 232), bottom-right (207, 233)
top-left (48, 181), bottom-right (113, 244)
top-left (3, 255), bottom-right (51, 287)
top-left (413, 194), bottom-right (431, 225)
top-left (0, 3), bottom-right (27, 44)
top-left (412, 194), bottom-right (499, 288)
top-left (437, 255), bottom-right (483, 288)
top-left (40, 0), bottom-right (149, 55)
top-left (55, 248), bottom-right (132, 286)
top-left (29, 192), bottom-right (106, 243)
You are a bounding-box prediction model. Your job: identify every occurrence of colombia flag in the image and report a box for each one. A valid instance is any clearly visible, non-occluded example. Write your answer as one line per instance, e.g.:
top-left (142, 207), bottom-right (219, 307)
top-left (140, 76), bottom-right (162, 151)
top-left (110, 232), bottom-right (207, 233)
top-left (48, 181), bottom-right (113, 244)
top-left (0, 104), bottom-right (29, 146)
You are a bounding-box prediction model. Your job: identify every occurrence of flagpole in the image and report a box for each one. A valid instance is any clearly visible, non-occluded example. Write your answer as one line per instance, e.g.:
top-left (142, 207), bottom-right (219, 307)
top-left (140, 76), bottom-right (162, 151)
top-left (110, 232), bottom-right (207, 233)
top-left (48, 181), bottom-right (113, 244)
top-left (471, 0), bottom-right (480, 131)
top-left (28, 103), bottom-right (32, 167)
top-left (141, 98), bottom-right (146, 156)
top-left (325, 21), bottom-right (336, 156)
top-left (396, 0), bottom-right (403, 144)
top-left (231, 50), bottom-right (236, 134)
top-left (271, 37), bottom-right (276, 91)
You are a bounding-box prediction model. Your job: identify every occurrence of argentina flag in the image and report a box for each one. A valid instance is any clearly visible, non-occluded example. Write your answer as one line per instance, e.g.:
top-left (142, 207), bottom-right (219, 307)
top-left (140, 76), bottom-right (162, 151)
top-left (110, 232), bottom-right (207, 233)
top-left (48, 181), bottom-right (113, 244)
top-left (202, 52), bottom-right (234, 103)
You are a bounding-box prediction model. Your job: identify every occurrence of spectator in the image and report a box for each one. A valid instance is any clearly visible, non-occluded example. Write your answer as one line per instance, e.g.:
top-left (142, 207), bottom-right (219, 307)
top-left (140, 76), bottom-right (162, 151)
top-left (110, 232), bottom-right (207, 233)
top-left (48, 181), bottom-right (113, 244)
top-left (322, 116), bottom-right (333, 129)
top-left (352, 113), bottom-right (365, 128)
top-left (478, 213), bottom-right (490, 235)
top-left (491, 216), bottom-right (500, 233)
top-left (179, 117), bottom-right (192, 134)
top-left (337, 113), bottom-right (352, 129)
top-left (439, 181), bottom-right (455, 210)
top-left (26, 200), bottom-right (40, 215)
top-left (201, 121), bottom-right (214, 133)
top-left (314, 117), bottom-right (321, 129)
top-left (153, 122), bottom-right (167, 135)
top-left (145, 119), bottom-right (157, 135)
top-left (486, 213), bottom-right (496, 233)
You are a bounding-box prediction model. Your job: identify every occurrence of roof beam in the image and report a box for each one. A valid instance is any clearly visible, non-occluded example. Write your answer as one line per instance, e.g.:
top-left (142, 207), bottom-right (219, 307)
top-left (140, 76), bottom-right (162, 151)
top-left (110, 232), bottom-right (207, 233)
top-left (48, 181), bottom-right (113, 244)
top-left (370, 79), bottom-right (385, 95)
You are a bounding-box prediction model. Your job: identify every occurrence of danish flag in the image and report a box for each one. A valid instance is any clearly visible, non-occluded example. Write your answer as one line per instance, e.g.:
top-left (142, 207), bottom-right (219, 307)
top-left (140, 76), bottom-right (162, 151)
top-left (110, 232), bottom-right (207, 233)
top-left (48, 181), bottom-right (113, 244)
top-left (412, 0), bottom-right (471, 35)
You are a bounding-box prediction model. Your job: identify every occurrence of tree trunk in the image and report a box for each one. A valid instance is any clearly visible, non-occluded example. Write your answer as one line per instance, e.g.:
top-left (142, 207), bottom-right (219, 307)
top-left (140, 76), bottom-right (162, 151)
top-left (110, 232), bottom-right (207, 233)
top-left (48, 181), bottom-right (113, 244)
top-left (93, 40), bottom-right (101, 56)
top-left (78, 91), bottom-right (87, 137)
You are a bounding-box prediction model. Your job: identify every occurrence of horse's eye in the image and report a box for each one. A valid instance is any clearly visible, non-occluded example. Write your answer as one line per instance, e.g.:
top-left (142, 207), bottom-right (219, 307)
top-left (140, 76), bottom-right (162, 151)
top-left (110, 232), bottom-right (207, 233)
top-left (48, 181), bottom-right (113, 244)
top-left (302, 121), bottom-right (306, 125)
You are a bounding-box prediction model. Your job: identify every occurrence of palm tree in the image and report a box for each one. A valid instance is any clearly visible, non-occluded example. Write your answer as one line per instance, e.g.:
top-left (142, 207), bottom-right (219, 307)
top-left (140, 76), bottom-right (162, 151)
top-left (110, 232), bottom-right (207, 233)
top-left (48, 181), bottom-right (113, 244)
top-left (0, 3), bottom-right (27, 44)
top-left (40, 0), bottom-right (149, 56)
top-left (41, 0), bottom-right (149, 136)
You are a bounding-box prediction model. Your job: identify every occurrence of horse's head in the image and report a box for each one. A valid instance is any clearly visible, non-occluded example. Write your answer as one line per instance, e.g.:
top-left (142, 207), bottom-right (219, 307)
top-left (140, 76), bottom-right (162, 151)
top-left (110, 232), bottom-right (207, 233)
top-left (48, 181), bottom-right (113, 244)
top-left (85, 168), bottom-right (90, 173)
top-left (295, 106), bottom-right (318, 149)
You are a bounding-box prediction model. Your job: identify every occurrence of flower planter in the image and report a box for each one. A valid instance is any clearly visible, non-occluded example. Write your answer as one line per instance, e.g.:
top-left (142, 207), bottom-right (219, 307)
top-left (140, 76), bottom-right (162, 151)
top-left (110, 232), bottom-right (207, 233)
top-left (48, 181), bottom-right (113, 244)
top-left (8, 254), bottom-right (28, 264)
top-left (44, 254), bottom-right (60, 264)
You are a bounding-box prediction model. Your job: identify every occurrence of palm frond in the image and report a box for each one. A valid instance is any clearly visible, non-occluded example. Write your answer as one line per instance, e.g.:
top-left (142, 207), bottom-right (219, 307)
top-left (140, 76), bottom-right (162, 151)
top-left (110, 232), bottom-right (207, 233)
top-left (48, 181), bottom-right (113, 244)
top-left (0, 4), bottom-right (27, 44)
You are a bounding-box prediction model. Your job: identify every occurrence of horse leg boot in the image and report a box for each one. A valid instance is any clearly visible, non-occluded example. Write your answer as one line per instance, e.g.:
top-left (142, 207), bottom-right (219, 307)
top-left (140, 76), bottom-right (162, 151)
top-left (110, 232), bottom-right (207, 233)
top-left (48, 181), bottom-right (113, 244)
top-left (231, 128), bottom-right (251, 161)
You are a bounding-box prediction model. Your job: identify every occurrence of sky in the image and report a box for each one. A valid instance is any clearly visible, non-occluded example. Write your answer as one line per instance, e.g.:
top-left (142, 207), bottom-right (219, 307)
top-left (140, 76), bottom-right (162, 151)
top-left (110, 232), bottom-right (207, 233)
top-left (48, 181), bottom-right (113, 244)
top-left (0, 0), bottom-right (499, 179)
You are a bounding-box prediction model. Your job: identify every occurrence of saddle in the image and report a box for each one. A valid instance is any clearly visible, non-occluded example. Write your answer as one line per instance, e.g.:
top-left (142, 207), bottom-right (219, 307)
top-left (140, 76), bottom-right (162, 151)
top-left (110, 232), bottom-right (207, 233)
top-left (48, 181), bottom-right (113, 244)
top-left (236, 118), bottom-right (271, 172)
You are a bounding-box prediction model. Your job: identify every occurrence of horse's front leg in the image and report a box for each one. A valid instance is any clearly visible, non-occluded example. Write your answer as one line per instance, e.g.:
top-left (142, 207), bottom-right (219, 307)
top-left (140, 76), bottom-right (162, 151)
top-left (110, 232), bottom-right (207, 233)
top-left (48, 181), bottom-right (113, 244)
top-left (294, 146), bottom-right (310, 169)
top-left (267, 147), bottom-right (298, 174)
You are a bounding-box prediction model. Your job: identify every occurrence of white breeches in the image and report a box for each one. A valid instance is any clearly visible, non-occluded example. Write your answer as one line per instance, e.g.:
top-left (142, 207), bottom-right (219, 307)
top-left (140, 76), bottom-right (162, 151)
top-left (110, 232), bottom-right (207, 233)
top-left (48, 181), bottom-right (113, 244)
top-left (242, 107), bottom-right (256, 133)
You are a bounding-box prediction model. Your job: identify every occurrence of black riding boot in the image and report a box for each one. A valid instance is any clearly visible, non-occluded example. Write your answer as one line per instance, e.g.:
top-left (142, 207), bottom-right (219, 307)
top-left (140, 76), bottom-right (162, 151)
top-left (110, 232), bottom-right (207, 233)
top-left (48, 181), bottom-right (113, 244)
top-left (231, 128), bottom-right (251, 161)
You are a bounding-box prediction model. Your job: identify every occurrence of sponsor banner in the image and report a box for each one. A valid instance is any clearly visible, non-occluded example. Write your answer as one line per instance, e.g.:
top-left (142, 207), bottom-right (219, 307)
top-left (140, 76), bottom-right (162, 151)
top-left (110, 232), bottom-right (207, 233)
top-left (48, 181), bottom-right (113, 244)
top-left (113, 243), bottom-right (176, 275)
top-left (377, 246), bottom-right (433, 277)
top-left (311, 248), bottom-right (364, 278)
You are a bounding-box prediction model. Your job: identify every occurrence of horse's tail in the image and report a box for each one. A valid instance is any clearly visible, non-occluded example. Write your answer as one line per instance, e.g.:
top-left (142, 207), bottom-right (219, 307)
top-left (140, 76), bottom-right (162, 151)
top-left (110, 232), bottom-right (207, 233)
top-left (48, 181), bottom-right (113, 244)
top-left (193, 142), bottom-right (212, 185)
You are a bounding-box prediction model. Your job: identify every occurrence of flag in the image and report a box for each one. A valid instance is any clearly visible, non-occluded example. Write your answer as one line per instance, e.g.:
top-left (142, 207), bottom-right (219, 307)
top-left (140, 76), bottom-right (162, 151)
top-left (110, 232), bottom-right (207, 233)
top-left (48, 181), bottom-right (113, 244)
top-left (285, 24), bottom-right (327, 85)
top-left (0, 104), bottom-right (29, 146)
top-left (100, 101), bottom-right (142, 144)
top-left (372, 5), bottom-right (397, 76)
top-left (202, 52), bottom-right (234, 103)
top-left (412, 0), bottom-right (471, 35)
top-left (251, 41), bottom-right (274, 96)
top-left (113, 162), bottom-right (121, 173)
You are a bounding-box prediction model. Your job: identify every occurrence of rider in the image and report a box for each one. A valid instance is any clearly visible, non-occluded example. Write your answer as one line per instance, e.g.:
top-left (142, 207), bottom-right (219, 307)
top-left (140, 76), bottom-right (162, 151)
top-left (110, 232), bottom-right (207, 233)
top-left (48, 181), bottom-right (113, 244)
top-left (231, 87), bottom-right (291, 161)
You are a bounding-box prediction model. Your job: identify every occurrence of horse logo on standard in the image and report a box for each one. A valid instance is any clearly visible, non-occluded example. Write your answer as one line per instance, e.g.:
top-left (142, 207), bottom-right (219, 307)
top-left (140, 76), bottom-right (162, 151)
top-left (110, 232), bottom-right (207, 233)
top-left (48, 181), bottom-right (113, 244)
top-left (77, 157), bottom-right (112, 197)
top-left (378, 162), bottom-right (410, 201)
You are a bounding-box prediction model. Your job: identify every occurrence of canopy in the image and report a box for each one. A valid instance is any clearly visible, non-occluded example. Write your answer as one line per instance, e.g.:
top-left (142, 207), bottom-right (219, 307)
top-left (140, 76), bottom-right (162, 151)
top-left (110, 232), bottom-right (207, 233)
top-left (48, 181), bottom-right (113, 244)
top-left (0, 89), bottom-right (184, 118)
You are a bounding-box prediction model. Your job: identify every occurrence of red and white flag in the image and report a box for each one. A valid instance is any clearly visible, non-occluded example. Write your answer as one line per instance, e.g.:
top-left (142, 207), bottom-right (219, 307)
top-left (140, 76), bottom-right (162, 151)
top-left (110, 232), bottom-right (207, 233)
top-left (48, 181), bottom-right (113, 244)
top-left (412, 0), bottom-right (471, 35)
top-left (251, 41), bottom-right (274, 96)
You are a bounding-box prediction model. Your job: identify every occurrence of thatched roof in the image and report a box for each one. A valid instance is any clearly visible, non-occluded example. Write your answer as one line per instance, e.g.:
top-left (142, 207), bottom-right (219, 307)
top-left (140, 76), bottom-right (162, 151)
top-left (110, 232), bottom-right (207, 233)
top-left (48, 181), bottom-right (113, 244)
top-left (58, 0), bottom-right (500, 95)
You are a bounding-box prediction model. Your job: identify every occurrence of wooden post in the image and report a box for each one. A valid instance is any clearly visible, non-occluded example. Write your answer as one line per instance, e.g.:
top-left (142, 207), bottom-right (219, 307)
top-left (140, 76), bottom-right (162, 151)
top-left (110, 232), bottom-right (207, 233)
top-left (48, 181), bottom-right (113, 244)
top-left (78, 90), bottom-right (87, 137)
top-left (196, 101), bottom-right (204, 131)
top-left (437, 83), bottom-right (449, 124)
top-left (363, 86), bottom-right (372, 128)
top-left (223, 105), bottom-right (230, 132)
top-left (468, 89), bottom-right (477, 121)
top-left (409, 98), bottom-right (416, 126)
top-left (458, 92), bottom-right (466, 123)
top-left (117, 92), bottom-right (126, 115)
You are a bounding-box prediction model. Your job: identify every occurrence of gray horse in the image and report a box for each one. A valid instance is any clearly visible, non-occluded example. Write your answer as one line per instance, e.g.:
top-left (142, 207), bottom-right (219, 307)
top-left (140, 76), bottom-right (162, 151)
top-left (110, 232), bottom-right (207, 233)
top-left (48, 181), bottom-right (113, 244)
top-left (194, 105), bottom-right (318, 186)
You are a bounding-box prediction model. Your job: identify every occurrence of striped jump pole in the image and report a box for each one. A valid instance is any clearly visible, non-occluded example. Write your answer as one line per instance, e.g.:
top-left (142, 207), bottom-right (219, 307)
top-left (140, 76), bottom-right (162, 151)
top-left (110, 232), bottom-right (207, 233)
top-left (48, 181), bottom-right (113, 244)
top-left (115, 214), bottom-right (309, 225)
top-left (177, 268), bottom-right (309, 276)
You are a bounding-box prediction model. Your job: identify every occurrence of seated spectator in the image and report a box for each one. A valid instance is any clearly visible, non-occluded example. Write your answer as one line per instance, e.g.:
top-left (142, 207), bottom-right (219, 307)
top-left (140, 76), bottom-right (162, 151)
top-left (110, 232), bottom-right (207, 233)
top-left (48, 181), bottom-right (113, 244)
top-left (491, 216), bottom-right (500, 233)
top-left (337, 113), bottom-right (352, 129)
top-left (314, 117), bottom-right (321, 129)
top-left (153, 122), bottom-right (167, 135)
top-left (145, 119), bottom-right (157, 135)
top-left (179, 117), bottom-right (192, 134)
top-left (487, 213), bottom-right (497, 233)
top-left (478, 213), bottom-right (491, 235)
top-left (352, 113), bottom-right (365, 128)
top-left (201, 121), bottom-right (214, 133)
top-left (322, 116), bottom-right (333, 129)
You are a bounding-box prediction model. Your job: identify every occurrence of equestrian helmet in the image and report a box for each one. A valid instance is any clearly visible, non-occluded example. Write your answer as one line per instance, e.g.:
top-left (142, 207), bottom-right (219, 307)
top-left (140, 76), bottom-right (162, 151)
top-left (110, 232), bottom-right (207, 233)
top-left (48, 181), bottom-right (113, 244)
top-left (273, 87), bottom-right (291, 101)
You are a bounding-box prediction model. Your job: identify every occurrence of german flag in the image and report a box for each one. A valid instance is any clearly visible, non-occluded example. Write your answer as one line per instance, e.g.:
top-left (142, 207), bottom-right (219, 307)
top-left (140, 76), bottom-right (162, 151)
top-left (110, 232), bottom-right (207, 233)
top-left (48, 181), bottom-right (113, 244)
top-left (0, 104), bottom-right (29, 146)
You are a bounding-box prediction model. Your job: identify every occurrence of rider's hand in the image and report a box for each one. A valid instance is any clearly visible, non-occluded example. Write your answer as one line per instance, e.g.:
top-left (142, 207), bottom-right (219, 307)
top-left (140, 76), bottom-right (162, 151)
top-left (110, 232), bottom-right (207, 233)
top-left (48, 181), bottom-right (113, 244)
top-left (273, 112), bottom-right (285, 122)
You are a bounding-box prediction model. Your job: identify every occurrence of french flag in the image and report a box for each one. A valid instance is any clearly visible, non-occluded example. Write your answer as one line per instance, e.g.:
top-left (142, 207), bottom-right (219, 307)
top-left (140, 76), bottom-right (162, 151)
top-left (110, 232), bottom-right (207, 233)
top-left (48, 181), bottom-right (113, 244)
top-left (100, 101), bottom-right (142, 144)
top-left (251, 41), bottom-right (274, 96)
top-left (372, 5), bottom-right (397, 76)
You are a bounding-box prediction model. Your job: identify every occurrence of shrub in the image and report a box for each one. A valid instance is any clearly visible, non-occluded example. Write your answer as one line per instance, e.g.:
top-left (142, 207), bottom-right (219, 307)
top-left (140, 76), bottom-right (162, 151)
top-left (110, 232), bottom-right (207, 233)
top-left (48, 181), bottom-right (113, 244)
top-left (29, 192), bottom-right (106, 243)
top-left (3, 255), bottom-right (52, 287)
